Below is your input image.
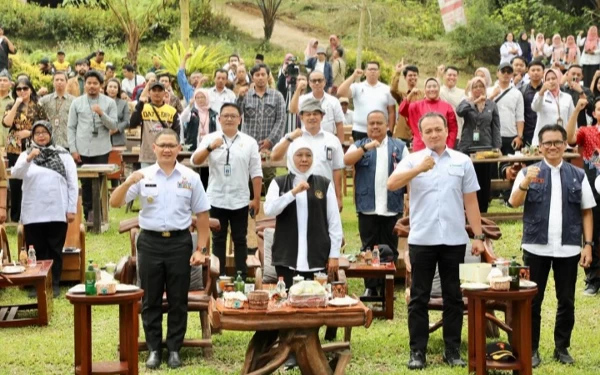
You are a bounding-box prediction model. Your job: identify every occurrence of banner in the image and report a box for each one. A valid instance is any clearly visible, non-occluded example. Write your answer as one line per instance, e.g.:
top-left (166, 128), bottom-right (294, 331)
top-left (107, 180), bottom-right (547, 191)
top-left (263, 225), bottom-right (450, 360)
top-left (438, 0), bottom-right (467, 32)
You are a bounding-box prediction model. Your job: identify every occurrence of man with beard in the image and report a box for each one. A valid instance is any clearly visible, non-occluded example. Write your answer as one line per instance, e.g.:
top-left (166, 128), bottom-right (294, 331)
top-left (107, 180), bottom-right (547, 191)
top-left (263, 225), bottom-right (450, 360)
top-left (66, 59), bottom-right (89, 97)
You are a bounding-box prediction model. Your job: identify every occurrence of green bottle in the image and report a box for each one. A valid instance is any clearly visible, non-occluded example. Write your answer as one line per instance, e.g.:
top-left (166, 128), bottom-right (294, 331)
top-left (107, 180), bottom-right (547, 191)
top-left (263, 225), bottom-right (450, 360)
top-left (509, 256), bottom-right (520, 291)
top-left (85, 260), bottom-right (97, 295)
top-left (234, 271), bottom-right (245, 293)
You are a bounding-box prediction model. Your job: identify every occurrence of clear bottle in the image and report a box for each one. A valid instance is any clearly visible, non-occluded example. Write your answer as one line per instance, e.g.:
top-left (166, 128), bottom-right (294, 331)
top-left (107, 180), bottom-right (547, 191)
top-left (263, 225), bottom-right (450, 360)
top-left (276, 276), bottom-right (286, 295)
top-left (27, 245), bottom-right (36, 267)
top-left (85, 260), bottom-right (97, 295)
top-left (372, 245), bottom-right (380, 266)
top-left (234, 271), bottom-right (245, 293)
top-left (19, 247), bottom-right (28, 267)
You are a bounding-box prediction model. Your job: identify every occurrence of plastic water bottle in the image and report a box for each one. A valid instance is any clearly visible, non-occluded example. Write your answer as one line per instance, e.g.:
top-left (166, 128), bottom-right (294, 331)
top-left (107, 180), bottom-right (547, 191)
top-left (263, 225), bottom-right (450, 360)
top-left (372, 245), bottom-right (380, 266)
top-left (27, 245), bottom-right (36, 267)
top-left (276, 276), bottom-right (286, 295)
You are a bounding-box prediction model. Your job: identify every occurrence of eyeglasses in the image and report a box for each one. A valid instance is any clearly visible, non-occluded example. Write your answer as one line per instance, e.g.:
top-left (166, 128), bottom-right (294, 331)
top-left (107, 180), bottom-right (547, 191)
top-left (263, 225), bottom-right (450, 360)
top-left (221, 114), bottom-right (240, 120)
top-left (310, 79), bottom-right (324, 84)
top-left (541, 140), bottom-right (565, 148)
top-left (155, 143), bottom-right (179, 149)
top-left (33, 131), bottom-right (49, 136)
top-left (16, 86), bottom-right (30, 92)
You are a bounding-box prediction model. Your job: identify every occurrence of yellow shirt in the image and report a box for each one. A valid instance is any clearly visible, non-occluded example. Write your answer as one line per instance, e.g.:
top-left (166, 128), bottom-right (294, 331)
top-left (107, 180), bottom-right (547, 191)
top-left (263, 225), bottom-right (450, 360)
top-left (90, 60), bottom-right (106, 71)
top-left (53, 60), bottom-right (71, 72)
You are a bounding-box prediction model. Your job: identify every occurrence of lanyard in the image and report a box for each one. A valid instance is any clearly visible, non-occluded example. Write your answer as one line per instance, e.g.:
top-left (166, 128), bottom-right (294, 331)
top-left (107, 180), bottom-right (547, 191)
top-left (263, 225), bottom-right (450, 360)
top-left (549, 91), bottom-right (563, 125)
top-left (222, 133), bottom-right (239, 165)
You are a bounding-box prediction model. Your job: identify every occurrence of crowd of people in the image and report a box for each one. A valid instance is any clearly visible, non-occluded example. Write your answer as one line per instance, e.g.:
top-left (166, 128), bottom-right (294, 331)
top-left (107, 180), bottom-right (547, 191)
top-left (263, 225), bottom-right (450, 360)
top-left (2, 23), bottom-right (600, 371)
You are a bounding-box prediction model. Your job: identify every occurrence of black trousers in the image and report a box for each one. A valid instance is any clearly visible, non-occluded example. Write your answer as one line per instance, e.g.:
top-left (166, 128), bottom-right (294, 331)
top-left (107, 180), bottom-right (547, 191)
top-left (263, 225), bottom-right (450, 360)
top-left (80, 153), bottom-right (109, 219)
top-left (275, 265), bottom-right (316, 289)
top-left (523, 250), bottom-right (579, 350)
top-left (358, 213), bottom-right (399, 289)
top-left (210, 205), bottom-right (248, 278)
top-left (474, 163), bottom-right (493, 213)
top-left (352, 131), bottom-right (368, 142)
top-left (585, 204), bottom-right (600, 286)
top-left (137, 230), bottom-right (193, 352)
top-left (199, 167), bottom-right (209, 191)
top-left (408, 244), bottom-right (465, 351)
top-left (497, 136), bottom-right (516, 200)
top-left (24, 221), bottom-right (68, 287)
top-left (7, 153), bottom-right (21, 222)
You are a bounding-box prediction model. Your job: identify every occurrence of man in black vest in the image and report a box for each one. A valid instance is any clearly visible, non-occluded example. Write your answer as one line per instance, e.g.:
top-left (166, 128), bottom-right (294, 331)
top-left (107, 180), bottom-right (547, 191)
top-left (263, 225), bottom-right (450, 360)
top-left (509, 124), bottom-right (595, 368)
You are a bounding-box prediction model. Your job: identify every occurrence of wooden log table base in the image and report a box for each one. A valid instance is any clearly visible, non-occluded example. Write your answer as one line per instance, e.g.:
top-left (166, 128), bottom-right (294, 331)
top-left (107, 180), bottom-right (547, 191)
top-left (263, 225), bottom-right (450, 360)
top-left (210, 298), bottom-right (372, 375)
top-left (344, 262), bottom-right (396, 319)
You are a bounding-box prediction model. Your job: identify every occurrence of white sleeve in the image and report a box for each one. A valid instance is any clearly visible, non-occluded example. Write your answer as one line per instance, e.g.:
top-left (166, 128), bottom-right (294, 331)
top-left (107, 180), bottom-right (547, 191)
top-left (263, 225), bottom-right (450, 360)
top-left (125, 180), bottom-right (141, 204)
top-left (263, 180), bottom-right (296, 217)
top-left (331, 139), bottom-right (345, 170)
top-left (531, 92), bottom-right (544, 113)
top-left (511, 169), bottom-right (526, 196)
top-left (10, 152), bottom-right (31, 180)
top-left (332, 100), bottom-right (345, 123)
top-left (63, 154), bottom-right (79, 214)
top-left (394, 154), bottom-right (414, 173)
top-left (401, 146), bottom-right (409, 158)
top-left (248, 140), bottom-right (263, 179)
top-left (581, 174), bottom-right (597, 210)
top-left (325, 183), bottom-right (342, 258)
top-left (515, 92), bottom-right (524, 122)
top-left (191, 174), bottom-right (211, 214)
top-left (180, 105), bottom-right (192, 124)
top-left (577, 35), bottom-right (585, 47)
top-left (387, 91), bottom-right (396, 106)
top-left (500, 43), bottom-right (510, 59)
top-left (462, 160), bottom-right (480, 194)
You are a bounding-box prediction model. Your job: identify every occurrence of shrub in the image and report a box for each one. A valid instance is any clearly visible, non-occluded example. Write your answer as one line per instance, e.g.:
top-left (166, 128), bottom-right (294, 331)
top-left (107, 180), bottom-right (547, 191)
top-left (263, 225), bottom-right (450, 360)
top-left (9, 55), bottom-right (54, 92)
top-left (344, 49), bottom-right (393, 84)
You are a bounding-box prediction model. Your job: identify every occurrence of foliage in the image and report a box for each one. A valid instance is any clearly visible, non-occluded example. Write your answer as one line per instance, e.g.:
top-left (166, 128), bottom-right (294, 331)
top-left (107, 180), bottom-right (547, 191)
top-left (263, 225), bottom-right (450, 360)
top-left (8, 55), bottom-right (54, 91)
top-left (255, 0), bottom-right (284, 41)
top-left (153, 0), bottom-right (235, 40)
top-left (160, 42), bottom-right (227, 78)
top-left (491, 0), bottom-right (584, 37)
top-left (376, 0), bottom-right (444, 41)
top-left (343, 48), bottom-right (393, 84)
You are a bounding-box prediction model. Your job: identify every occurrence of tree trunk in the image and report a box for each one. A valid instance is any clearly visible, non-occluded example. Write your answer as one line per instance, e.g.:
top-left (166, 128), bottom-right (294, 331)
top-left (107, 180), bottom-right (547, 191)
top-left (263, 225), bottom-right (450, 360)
top-left (127, 28), bottom-right (141, 68)
top-left (180, 0), bottom-right (190, 51)
top-left (355, 0), bottom-right (367, 80)
top-left (264, 17), bottom-right (275, 41)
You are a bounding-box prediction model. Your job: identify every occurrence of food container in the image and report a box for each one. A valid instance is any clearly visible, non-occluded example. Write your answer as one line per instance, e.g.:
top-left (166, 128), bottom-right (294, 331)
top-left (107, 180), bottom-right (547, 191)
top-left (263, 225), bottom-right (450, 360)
top-left (293, 275), bottom-right (305, 285)
top-left (223, 292), bottom-right (247, 309)
top-left (365, 250), bottom-right (373, 266)
top-left (248, 290), bottom-right (270, 310)
top-left (314, 273), bottom-right (328, 286)
top-left (288, 280), bottom-right (328, 308)
top-left (224, 283), bottom-right (235, 292)
top-left (218, 276), bottom-right (233, 293)
top-left (332, 281), bottom-right (346, 299)
top-left (489, 276), bottom-right (511, 291)
top-left (96, 280), bottom-right (117, 295)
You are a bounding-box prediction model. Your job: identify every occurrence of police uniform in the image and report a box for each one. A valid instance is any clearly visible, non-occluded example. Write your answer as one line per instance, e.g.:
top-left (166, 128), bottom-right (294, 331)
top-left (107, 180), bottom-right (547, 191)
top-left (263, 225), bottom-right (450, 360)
top-left (124, 162), bottom-right (210, 353)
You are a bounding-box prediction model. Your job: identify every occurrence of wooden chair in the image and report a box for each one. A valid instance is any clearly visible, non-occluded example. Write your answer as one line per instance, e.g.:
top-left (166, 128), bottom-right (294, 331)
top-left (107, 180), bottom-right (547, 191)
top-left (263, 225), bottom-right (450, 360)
top-left (107, 149), bottom-right (125, 189)
top-left (398, 216), bottom-right (512, 338)
top-left (115, 216), bottom-right (221, 357)
top-left (1, 225), bottom-right (11, 264)
top-left (17, 196), bottom-right (86, 282)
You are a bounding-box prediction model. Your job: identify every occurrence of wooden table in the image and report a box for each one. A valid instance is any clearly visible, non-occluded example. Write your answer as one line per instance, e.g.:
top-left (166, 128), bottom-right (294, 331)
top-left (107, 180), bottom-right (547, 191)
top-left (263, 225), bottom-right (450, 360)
top-left (78, 165), bottom-right (120, 234)
top-left (464, 288), bottom-right (537, 375)
top-left (210, 297), bottom-right (372, 375)
top-left (0, 260), bottom-right (53, 327)
top-left (470, 152), bottom-right (580, 164)
top-left (344, 262), bottom-right (396, 319)
top-left (66, 289), bottom-right (144, 375)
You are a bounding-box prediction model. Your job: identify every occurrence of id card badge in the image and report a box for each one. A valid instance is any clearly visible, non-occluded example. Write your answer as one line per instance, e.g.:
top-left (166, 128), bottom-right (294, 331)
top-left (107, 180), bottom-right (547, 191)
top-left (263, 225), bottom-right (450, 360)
top-left (224, 164), bottom-right (232, 177)
top-left (326, 147), bottom-right (333, 161)
top-left (54, 118), bottom-right (60, 128)
top-left (557, 118), bottom-right (564, 126)
top-left (473, 130), bottom-right (480, 142)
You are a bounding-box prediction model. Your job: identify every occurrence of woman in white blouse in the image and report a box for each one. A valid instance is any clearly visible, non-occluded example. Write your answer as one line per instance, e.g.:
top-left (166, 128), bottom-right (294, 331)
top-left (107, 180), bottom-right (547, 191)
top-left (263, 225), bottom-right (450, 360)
top-left (578, 26), bottom-right (600, 87)
top-left (11, 120), bottom-right (78, 298)
top-left (500, 32), bottom-right (522, 64)
top-left (264, 139), bottom-right (342, 288)
top-left (531, 69), bottom-right (574, 146)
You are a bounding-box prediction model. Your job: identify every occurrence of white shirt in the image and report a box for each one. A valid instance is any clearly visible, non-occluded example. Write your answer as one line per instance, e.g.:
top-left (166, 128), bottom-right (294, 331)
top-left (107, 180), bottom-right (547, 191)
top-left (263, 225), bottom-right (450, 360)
top-left (208, 86), bottom-right (236, 114)
top-left (276, 129), bottom-right (345, 181)
top-left (264, 177), bottom-right (342, 272)
top-left (530, 91), bottom-right (575, 146)
top-left (121, 75), bottom-right (145, 97)
top-left (514, 160), bottom-right (596, 257)
top-left (298, 92), bottom-right (345, 135)
top-left (314, 61), bottom-right (325, 74)
top-left (440, 85), bottom-right (465, 138)
top-left (343, 109), bottom-right (354, 125)
top-left (350, 81), bottom-right (396, 133)
top-left (193, 131), bottom-right (262, 210)
top-left (577, 36), bottom-right (600, 66)
top-left (488, 86), bottom-right (524, 137)
top-left (125, 162), bottom-right (210, 231)
top-left (11, 151), bottom-right (78, 225)
top-left (500, 41), bottom-right (522, 64)
top-left (393, 147), bottom-right (480, 245)
top-left (347, 137), bottom-right (409, 216)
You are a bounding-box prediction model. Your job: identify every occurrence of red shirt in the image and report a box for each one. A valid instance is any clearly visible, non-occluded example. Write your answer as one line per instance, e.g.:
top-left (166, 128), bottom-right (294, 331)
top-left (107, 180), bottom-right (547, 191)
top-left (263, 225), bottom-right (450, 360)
top-left (399, 98), bottom-right (458, 151)
top-left (576, 125), bottom-right (600, 161)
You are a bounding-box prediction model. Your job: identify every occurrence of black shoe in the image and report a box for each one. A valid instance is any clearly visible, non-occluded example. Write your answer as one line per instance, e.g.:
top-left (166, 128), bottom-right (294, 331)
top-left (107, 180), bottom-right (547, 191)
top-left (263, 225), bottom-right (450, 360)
top-left (553, 348), bottom-right (574, 365)
top-left (532, 349), bottom-right (541, 368)
top-left (27, 288), bottom-right (37, 299)
top-left (583, 282), bottom-right (599, 296)
top-left (407, 350), bottom-right (426, 370)
top-left (284, 354), bottom-right (297, 370)
top-left (145, 350), bottom-right (161, 369)
top-left (443, 347), bottom-right (466, 367)
top-left (167, 351), bottom-right (182, 369)
top-left (52, 285), bottom-right (60, 298)
top-left (362, 288), bottom-right (378, 297)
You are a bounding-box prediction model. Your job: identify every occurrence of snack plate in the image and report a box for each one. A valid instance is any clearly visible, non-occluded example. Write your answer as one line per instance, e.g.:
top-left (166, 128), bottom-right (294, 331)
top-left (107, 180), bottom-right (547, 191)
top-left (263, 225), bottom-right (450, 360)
top-left (519, 280), bottom-right (537, 289)
top-left (1, 265), bottom-right (26, 274)
top-left (460, 282), bottom-right (489, 290)
top-left (68, 284), bottom-right (86, 294)
top-left (328, 296), bottom-right (359, 307)
top-left (116, 284), bottom-right (140, 292)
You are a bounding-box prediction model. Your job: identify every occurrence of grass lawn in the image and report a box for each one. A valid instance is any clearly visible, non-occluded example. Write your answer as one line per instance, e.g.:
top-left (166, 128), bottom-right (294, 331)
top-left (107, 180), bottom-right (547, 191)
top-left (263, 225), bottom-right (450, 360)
top-left (1, 196), bottom-right (600, 374)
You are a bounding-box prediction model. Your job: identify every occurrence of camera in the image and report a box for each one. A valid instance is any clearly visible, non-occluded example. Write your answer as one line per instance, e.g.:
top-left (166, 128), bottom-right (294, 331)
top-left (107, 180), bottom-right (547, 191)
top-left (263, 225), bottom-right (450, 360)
top-left (286, 56), bottom-right (300, 86)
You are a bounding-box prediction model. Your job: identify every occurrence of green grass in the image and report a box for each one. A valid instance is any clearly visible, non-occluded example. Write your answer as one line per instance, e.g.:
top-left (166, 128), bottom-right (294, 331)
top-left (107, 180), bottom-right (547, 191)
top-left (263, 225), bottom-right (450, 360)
top-left (1, 197), bottom-right (599, 374)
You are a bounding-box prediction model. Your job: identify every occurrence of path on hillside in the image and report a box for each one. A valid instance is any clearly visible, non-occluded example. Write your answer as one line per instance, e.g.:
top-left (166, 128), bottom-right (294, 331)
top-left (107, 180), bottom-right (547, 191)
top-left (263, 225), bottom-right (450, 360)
top-left (217, 3), bottom-right (327, 54)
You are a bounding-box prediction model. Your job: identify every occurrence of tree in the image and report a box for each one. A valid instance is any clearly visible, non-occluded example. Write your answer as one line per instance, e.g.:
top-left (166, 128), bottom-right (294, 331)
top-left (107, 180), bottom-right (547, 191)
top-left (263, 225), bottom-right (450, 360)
top-left (255, 0), bottom-right (283, 42)
top-left (180, 0), bottom-right (190, 51)
top-left (64, 0), bottom-right (173, 67)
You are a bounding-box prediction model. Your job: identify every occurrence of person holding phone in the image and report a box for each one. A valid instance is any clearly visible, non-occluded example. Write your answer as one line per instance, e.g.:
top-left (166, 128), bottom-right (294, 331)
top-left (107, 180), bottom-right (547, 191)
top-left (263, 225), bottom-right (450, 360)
top-left (191, 103), bottom-right (262, 278)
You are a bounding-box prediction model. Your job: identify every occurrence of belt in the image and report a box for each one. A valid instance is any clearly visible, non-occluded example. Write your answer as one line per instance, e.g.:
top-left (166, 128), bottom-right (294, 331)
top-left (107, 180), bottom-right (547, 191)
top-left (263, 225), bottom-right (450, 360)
top-left (142, 229), bottom-right (189, 238)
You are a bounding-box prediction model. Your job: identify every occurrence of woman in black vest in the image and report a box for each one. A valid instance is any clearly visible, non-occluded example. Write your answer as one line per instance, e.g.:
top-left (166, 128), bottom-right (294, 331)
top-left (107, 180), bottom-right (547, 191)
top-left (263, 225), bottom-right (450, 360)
top-left (264, 139), bottom-right (342, 287)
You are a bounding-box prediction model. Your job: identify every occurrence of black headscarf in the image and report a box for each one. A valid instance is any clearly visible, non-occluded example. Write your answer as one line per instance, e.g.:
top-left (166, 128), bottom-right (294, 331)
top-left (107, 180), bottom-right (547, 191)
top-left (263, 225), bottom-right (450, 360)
top-left (27, 121), bottom-right (69, 181)
top-left (518, 31), bottom-right (532, 61)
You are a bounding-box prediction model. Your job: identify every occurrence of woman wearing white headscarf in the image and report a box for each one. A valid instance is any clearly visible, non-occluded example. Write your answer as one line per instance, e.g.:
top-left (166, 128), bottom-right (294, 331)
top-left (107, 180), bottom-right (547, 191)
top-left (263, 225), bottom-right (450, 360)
top-left (11, 120), bottom-right (78, 298)
top-left (264, 138), bottom-right (342, 288)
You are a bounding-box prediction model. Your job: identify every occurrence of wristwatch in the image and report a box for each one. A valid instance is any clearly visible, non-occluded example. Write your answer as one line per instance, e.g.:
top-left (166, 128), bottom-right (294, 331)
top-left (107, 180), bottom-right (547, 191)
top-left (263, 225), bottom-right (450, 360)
top-left (200, 247), bottom-right (208, 255)
top-left (473, 234), bottom-right (486, 241)
top-left (286, 136), bottom-right (294, 143)
top-left (584, 241), bottom-right (594, 247)
top-left (361, 145), bottom-right (368, 153)
top-left (206, 145), bottom-right (213, 152)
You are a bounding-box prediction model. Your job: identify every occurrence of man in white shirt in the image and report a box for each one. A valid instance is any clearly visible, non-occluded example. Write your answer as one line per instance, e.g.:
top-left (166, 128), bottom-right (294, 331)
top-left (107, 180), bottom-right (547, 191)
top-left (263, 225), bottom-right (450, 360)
top-left (340, 97), bottom-right (354, 125)
top-left (337, 62), bottom-right (397, 141)
top-left (489, 63), bottom-right (525, 155)
top-left (121, 64), bottom-right (145, 99)
top-left (344, 110), bottom-right (408, 296)
top-left (509, 124), bottom-right (594, 368)
top-left (289, 71), bottom-right (345, 143)
top-left (271, 98), bottom-right (345, 211)
top-left (387, 112), bottom-right (484, 370)
top-left (438, 65), bottom-right (465, 140)
top-left (191, 103), bottom-right (262, 278)
top-left (208, 69), bottom-right (236, 115)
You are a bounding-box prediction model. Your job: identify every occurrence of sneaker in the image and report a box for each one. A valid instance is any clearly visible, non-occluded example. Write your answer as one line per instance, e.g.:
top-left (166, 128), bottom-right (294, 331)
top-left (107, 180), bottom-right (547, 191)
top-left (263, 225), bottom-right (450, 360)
top-left (532, 349), bottom-right (541, 368)
top-left (583, 282), bottom-right (599, 296)
top-left (553, 347), bottom-right (574, 365)
top-left (407, 350), bottom-right (426, 370)
top-left (53, 285), bottom-right (60, 298)
top-left (443, 347), bottom-right (466, 367)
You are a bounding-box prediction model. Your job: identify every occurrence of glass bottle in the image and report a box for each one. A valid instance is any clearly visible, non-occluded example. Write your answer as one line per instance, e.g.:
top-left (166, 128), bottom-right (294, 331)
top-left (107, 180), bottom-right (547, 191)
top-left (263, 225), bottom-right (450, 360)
top-left (27, 245), bottom-right (36, 267)
top-left (372, 245), bottom-right (380, 266)
top-left (509, 256), bottom-right (520, 291)
top-left (276, 276), bottom-right (286, 295)
top-left (234, 271), bottom-right (245, 293)
top-left (85, 260), bottom-right (97, 295)
top-left (19, 247), bottom-right (28, 267)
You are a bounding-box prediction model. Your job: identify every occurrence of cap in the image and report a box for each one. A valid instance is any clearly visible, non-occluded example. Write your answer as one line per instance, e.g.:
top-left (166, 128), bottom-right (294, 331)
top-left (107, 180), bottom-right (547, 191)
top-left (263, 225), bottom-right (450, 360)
top-left (97, 49), bottom-right (105, 55)
top-left (339, 97), bottom-right (349, 104)
top-left (57, 50), bottom-right (65, 55)
top-left (316, 47), bottom-right (326, 55)
top-left (149, 81), bottom-right (165, 90)
top-left (300, 97), bottom-right (325, 114)
top-left (486, 342), bottom-right (516, 362)
top-left (497, 62), bottom-right (513, 72)
top-left (255, 53), bottom-right (265, 61)
top-left (39, 57), bottom-right (50, 64)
